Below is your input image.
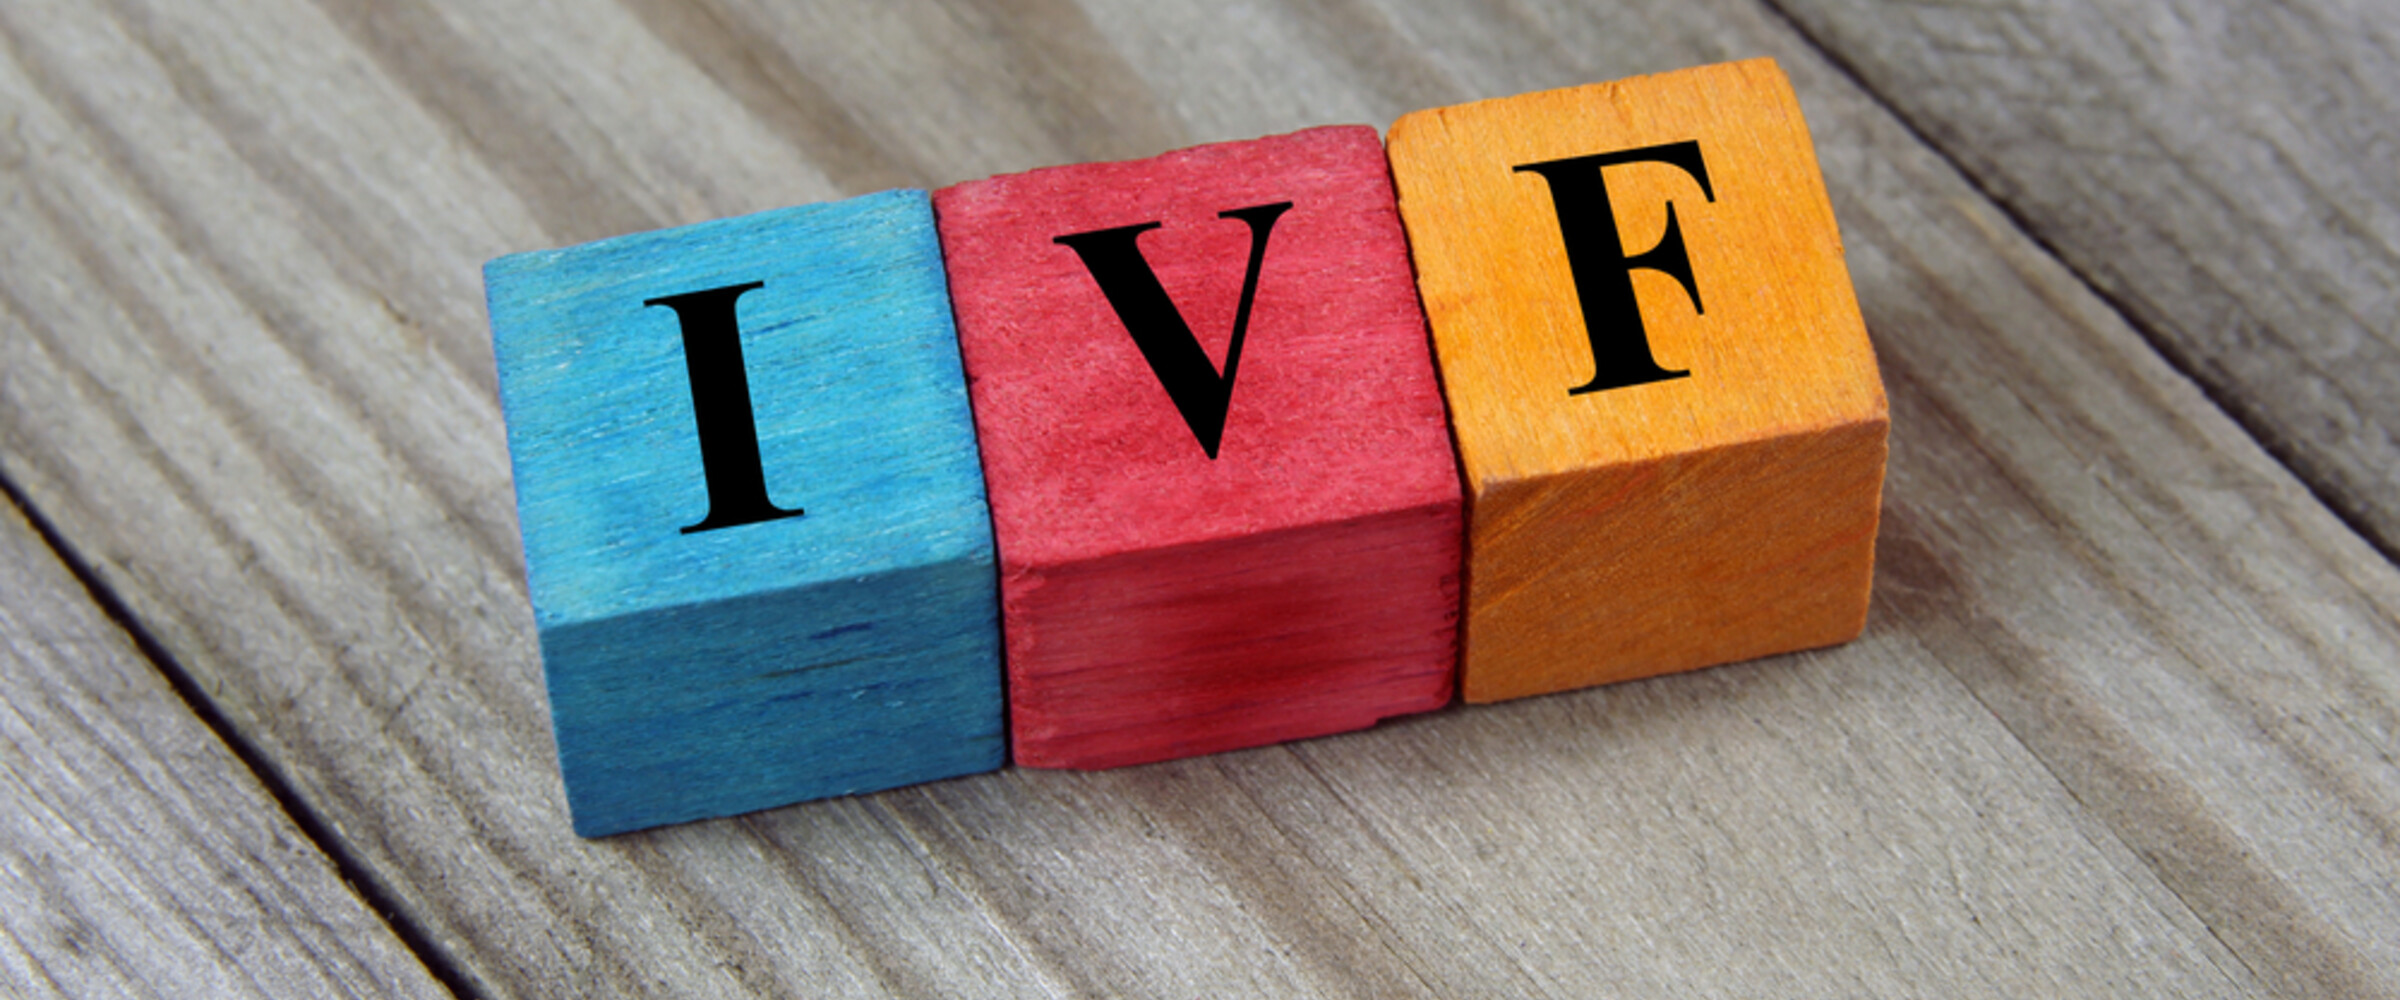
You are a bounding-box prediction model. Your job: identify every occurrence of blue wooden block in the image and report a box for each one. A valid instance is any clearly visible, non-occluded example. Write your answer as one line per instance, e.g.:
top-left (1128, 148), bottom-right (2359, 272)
top-left (485, 189), bottom-right (1004, 837)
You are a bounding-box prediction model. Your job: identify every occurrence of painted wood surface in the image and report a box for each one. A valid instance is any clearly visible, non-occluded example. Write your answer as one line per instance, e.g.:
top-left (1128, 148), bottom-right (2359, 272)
top-left (1770, 0), bottom-right (2400, 558)
top-left (1390, 60), bottom-right (1887, 702)
top-left (487, 191), bottom-right (1004, 835)
top-left (0, 0), bottom-right (2393, 997)
top-left (0, 498), bottom-right (448, 999)
top-left (937, 126), bottom-right (1460, 768)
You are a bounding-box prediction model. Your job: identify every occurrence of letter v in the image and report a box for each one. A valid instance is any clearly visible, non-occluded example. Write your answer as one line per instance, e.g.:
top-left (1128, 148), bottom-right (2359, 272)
top-left (1053, 201), bottom-right (1293, 459)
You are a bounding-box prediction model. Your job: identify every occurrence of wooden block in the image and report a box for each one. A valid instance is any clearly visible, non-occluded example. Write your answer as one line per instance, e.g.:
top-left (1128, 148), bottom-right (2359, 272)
top-left (1386, 58), bottom-right (1889, 703)
top-left (484, 190), bottom-right (1004, 836)
top-left (934, 126), bottom-right (1463, 769)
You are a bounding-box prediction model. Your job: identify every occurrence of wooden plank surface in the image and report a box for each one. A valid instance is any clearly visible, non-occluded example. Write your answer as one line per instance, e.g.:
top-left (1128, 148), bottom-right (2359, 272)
top-left (1770, 0), bottom-right (2400, 556)
top-left (0, 498), bottom-right (448, 999)
top-left (0, 0), bottom-right (2393, 997)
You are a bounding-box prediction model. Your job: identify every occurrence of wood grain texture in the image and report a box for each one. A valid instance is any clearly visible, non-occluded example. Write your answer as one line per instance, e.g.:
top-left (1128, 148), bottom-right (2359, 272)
top-left (487, 192), bottom-right (1004, 835)
top-left (1769, 0), bottom-right (2400, 558)
top-left (0, 0), bottom-right (2393, 997)
top-left (0, 499), bottom-right (448, 999)
top-left (936, 126), bottom-right (1461, 768)
top-left (1389, 59), bottom-right (1887, 702)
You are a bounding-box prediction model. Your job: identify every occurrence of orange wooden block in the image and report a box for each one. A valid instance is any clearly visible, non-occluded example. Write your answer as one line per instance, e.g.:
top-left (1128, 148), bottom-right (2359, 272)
top-left (1387, 58), bottom-right (1889, 703)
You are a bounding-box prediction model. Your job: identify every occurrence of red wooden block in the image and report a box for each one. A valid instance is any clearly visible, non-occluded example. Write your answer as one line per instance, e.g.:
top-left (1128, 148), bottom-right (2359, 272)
top-left (935, 126), bottom-right (1463, 769)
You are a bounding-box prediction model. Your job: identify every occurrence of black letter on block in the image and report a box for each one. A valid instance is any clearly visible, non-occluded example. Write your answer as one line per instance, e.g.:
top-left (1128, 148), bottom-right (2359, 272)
top-left (1515, 141), bottom-right (1714, 396)
top-left (1054, 201), bottom-right (1294, 460)
top-left (644, 281), bottom-right (805, 534)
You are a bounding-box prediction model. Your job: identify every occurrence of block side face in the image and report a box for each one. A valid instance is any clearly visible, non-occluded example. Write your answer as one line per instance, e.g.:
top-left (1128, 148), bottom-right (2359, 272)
top-left (936, 125), bottom-right (1461, 570)
top-left (1005, 501), bottom-right (1461, 769)
top-left (1460, 418), bottom-right (1886, 703)
top-left (1389, 59), bottom-right (1885, 492)
top-left (487, 190), bottom-right (994, 628)
top-left (543, 554), bottom-right (1004, 836)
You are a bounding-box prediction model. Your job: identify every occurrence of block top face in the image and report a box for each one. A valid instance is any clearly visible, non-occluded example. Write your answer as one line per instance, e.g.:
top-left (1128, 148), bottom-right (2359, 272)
top-left (485, 190), bottom-right (992, 628)
top-left (1388, 59), bottom-right (1886, 492)
top-left (934, 125), bottom-right (1460, 570)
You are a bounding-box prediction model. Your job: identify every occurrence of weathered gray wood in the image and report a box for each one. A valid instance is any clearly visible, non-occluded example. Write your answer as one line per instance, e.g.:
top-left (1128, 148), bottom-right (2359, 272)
top-left (0, 0), bottom-right (2392, 997)
top-left (1770, 0), bottom-right (2400, 556)
top-left (0, 499), bottom-right (449, 999)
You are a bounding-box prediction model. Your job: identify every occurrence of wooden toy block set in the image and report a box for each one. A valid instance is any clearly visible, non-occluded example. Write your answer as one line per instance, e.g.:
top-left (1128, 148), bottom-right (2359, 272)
top-left (483, 59), bottom-right (1890, 837)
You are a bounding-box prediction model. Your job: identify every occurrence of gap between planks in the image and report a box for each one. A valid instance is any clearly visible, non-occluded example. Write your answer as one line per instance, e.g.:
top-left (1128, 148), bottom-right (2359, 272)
top-left (1751, 0), bottom-right (2400, 568)
top-left (0, 473), bottom-right (481, 1000)
top-left (0, 0), bottom-right (2390, 992)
